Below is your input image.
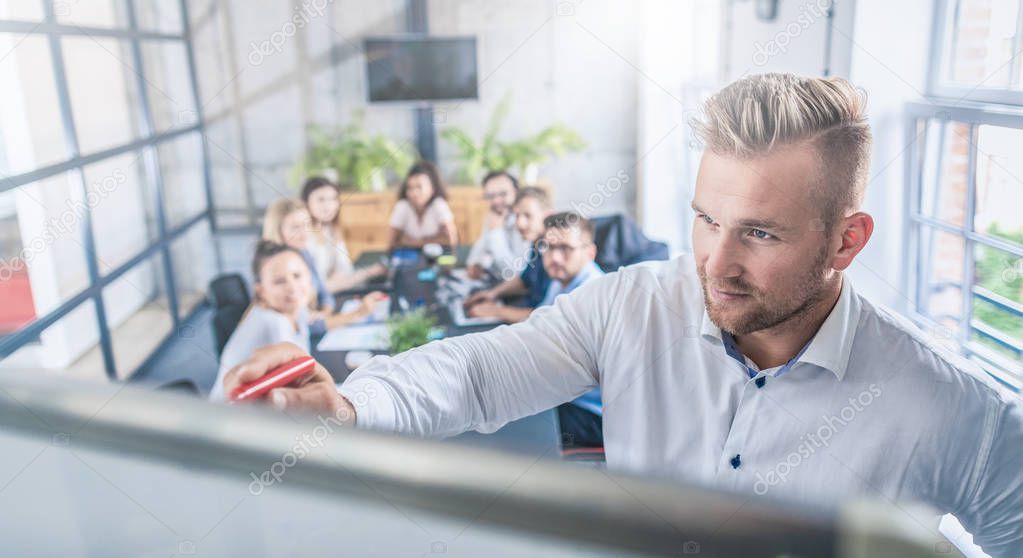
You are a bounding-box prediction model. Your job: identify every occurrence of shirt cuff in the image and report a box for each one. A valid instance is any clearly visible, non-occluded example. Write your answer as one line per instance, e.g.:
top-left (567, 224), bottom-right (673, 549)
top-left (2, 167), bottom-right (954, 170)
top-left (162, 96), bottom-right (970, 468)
top-left (337, 377), bottom-right (395, 431)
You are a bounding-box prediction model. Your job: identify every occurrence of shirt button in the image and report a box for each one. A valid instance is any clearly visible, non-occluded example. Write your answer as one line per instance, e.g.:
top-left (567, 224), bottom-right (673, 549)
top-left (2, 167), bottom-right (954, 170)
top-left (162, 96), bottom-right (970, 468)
top-left (730, 454), bottom-right (741, 469)
top-left (755, 376), bottom-right (766, 389)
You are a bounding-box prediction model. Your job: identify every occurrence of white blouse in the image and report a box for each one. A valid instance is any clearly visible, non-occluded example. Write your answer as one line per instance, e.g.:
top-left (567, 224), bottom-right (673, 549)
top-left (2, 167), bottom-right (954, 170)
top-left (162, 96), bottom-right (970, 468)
top-left (307, 227), bottom-right (353, 284)
top-left (388, 198), bottom-right (454, 241)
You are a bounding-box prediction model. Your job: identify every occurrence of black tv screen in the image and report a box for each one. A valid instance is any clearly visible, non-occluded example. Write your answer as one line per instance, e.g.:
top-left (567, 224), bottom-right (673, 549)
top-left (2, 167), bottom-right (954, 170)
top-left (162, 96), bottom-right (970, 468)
top-left (365, 36), bottom-right (479, 102)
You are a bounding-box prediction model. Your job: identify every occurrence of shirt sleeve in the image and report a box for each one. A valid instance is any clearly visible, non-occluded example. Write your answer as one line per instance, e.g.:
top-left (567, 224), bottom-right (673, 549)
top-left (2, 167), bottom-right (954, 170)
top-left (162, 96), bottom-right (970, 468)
top-left (337, 271), bottom-right (622, 438)
top-left (952, 391), bottom-right (1023, 557)
top-left (389, 200), bottom-right (409, 229)
top-left (434, 198), bottom-right (455, 223)
top-left (209, 311), bottom-right (277, 402)
top-left (466, 233), bottom-right (487, 267)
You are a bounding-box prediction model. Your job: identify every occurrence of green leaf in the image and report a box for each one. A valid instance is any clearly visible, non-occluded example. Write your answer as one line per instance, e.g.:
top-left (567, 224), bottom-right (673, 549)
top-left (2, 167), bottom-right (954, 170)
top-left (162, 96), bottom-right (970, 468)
top-left (386, 308), bottom-right (438, 354)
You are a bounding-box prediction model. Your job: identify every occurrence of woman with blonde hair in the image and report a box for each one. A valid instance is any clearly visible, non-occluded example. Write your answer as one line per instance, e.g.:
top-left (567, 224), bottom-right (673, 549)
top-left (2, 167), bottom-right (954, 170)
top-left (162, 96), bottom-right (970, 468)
top-left (262, 198), bottom-right (386, 335)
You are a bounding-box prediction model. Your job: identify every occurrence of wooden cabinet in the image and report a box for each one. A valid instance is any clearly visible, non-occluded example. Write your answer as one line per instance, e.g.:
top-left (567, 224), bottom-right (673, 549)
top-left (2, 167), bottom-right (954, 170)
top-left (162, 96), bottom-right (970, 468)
top-left (337, 186), bottom-right (490, 259)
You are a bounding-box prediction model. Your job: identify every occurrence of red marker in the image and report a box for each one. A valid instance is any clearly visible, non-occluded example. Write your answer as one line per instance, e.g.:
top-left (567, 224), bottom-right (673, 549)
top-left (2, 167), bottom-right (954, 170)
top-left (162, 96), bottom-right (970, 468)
top-left (229, 356), bottom-right (317, 402)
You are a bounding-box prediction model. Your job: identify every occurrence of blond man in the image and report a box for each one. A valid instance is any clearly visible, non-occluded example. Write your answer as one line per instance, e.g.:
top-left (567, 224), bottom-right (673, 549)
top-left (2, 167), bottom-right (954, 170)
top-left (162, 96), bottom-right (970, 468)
top-left (226, 74), bottom-right (1022, 556)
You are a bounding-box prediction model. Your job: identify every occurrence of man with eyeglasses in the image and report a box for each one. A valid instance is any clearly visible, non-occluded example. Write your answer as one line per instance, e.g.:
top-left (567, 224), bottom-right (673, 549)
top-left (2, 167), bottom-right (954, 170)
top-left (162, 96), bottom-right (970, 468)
top-left (467, 211), bottom-right (606, 447)
top-left (468, 211), bottom-right (603, 326)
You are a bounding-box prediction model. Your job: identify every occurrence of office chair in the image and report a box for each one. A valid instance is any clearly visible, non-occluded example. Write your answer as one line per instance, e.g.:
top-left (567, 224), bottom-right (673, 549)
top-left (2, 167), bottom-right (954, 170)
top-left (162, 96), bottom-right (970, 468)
top-left (591, 214), bottom-right (670, 272)
top-left (207, 273), bottom-right (250, 357)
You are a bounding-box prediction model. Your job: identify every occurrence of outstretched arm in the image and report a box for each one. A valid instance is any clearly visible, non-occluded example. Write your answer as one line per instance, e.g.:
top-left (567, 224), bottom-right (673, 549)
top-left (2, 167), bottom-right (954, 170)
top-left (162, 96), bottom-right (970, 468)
top-left (338, 274), bottom-right (617, 437)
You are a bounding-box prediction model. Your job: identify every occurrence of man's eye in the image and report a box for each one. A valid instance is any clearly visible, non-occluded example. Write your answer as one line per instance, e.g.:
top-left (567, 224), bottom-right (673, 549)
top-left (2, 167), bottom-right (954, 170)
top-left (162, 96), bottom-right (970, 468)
top-left (749, 229), bottom-right (774, 240)
top-left (699, 214), bottom-right (714, 225)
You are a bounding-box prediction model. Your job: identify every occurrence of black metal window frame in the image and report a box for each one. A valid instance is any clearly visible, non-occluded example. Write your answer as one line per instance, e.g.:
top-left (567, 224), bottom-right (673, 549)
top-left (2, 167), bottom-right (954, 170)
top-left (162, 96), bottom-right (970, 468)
top-left (0, 0), bottom-right (220, 380)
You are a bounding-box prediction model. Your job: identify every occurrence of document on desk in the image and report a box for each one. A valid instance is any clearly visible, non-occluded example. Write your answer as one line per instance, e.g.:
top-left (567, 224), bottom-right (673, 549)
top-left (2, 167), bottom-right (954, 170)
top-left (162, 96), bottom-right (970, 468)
top-left (316, 324), bottom-right (390, 352)
top-left (339, 298), bottom-right (390, 323)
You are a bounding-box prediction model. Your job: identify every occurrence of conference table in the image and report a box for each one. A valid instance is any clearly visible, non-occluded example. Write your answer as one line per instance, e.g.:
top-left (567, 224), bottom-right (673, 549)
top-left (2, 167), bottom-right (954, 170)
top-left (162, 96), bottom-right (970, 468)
top-left (312, 247), bottom-right (563, 459)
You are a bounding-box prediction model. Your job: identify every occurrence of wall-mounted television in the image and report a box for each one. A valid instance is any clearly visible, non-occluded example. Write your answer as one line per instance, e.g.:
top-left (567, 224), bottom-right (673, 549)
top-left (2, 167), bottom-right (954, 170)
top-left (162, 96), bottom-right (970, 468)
top-left (364, 36), bottom-right (479, 103)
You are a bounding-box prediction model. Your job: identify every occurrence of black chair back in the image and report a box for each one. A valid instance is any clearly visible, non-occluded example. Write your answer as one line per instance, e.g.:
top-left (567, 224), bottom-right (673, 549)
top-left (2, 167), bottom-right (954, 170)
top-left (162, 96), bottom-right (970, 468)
top-left (591, 214), bottom-right (669, 272)
top-left (208, 273), bottom-right (250, 357)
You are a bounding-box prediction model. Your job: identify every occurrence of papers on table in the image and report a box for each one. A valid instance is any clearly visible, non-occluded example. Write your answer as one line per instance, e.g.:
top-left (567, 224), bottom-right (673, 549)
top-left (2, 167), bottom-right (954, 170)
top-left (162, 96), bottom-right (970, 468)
top-left (339, 297), bottom-right (391, 324)
top-left (316, 323), bottom-right (390, 352)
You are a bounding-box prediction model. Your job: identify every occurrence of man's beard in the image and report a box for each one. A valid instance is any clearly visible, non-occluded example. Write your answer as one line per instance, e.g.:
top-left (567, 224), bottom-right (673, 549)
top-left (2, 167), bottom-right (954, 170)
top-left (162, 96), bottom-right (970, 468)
top-left (698, 245), bottom-right (833, 336)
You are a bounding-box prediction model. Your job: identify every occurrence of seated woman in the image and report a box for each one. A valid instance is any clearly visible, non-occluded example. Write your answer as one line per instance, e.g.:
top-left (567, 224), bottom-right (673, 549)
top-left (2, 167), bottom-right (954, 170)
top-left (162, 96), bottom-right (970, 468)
top-left (262, 198), bottom-right (385, 335)
top-left (209, 241), bottom-right (310, 402)
top-left (389, 161), bottom-right (458, 249)
top-left (301, 176), bottom-right (387, 292)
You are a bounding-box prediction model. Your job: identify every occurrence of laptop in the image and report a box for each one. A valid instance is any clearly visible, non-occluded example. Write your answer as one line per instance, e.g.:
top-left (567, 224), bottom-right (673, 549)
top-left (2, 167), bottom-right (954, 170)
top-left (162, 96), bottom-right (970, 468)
top-left (448, 299), bottom-right (504, 328)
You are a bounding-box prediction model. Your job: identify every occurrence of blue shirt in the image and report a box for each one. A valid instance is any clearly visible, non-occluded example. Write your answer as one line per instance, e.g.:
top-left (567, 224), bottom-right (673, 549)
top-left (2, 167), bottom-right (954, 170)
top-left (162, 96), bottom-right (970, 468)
top-left (539, 261), bottom-right (605, 416)
top-left (518, 244), bottom-right (551, 308)
top-left (301, 249), bottom-right (333, 337)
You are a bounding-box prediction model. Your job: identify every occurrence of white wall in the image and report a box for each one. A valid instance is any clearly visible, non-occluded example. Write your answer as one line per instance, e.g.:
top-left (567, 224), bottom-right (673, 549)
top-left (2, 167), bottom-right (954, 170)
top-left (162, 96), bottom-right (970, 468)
top-left (190, 0), bottom-right (643, 218)
top-left (845, 0), bottom-right (934, 313)
top-left (429, 0), bottom-right (639, 215)
top-left (725, 0), bottom-right (855, 79)
top-left (635, 0), bottom-right (724, 255)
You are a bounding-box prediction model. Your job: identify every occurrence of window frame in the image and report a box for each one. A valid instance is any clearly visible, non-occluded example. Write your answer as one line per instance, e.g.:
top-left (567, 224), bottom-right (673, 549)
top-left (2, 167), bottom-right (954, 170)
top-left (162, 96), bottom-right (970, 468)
top-left (0, 0), bottom-right (219, 380)
top-left (904, 100), bottom-right (1023, 390)
top-left (928, 0), bottom-right (1023, 106)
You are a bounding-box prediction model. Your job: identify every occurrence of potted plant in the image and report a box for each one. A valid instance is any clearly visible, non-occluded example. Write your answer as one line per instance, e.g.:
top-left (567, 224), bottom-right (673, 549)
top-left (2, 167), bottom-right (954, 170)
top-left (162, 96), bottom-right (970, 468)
top-left (291, 111), bottom-right (418, 192)
top-left (386, 308), bottom-right (438, 354)
top-left (439, 95), bottom-right (513, 184)
top-left (498, 124), bottom-right (586, 184)
top-left (440, 93), bottom-right (586, 184)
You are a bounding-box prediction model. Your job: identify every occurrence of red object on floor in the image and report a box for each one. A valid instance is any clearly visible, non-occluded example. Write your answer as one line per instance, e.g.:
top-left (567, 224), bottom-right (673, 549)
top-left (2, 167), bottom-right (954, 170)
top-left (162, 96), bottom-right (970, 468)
top-left (0, 262), bottom-right (36, 333)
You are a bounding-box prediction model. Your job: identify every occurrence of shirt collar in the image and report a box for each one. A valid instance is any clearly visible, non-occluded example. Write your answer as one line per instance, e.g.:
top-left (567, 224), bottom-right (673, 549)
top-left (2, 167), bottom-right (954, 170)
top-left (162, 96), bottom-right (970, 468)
top-left (700, 275), bottom-right (861, 381)
top-left (566, 261), bottom-right (603, 290)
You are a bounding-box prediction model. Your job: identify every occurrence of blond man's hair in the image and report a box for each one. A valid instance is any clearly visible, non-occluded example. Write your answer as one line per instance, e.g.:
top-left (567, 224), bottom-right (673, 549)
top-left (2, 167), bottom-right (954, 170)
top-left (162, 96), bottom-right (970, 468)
top-left (691, 73), bottom-right (872, 230)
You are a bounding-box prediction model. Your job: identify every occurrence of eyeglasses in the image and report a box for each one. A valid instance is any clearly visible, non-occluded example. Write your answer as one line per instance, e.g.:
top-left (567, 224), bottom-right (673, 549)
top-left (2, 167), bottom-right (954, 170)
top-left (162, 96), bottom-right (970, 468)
top-left (537, 242), bottom-right (591, 256)
top-left (482, 191), bottom-right (513, 201)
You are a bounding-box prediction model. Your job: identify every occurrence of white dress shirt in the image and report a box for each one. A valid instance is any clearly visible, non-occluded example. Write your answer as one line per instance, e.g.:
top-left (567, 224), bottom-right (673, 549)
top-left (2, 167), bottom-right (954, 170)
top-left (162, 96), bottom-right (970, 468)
top-left (338, 255), bottom-right (1023, 556)
top-left (465, 213), bottom-right (532, 280)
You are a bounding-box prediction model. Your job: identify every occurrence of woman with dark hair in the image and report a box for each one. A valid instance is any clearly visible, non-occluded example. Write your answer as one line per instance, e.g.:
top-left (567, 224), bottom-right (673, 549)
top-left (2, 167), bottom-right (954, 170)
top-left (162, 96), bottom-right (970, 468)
top-left (388, 161), bottom-right (458, 249)
top-left (208, 240), bottom-right (312, 402)
top-left (300, 176), bottom-right (387, 292)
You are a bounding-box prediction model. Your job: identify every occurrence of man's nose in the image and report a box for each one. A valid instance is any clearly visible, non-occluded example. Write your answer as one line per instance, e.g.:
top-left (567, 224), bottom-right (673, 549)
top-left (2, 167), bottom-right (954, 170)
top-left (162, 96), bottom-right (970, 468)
top-left (703, 234), bottom-right (744, 280)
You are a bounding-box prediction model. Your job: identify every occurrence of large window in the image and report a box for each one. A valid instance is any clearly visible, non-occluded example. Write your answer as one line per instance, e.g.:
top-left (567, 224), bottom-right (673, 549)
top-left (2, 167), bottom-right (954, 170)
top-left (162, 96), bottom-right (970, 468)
top-left (930, 0), bottom-right (1023, 104)
top-left (906, 0), bottom-right (1023, 387)
top-left (0, 0), bottom-right (217, 381)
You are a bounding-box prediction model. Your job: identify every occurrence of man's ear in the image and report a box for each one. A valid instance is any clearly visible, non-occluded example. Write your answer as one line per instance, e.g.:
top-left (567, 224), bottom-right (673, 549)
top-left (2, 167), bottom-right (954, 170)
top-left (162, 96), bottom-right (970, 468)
top-left (831, 212), bottom-right (874, 271)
